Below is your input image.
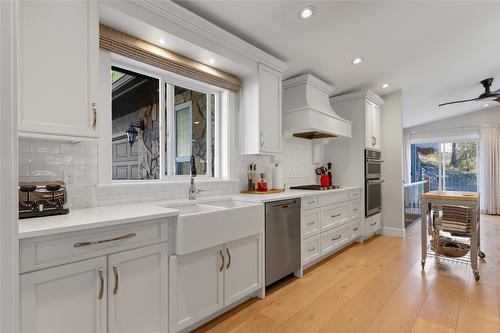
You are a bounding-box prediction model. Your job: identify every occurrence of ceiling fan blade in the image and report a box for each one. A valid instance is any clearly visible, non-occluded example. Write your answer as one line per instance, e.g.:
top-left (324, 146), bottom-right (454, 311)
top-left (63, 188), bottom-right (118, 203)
top-left (438, 98), bottom-right (479, 107)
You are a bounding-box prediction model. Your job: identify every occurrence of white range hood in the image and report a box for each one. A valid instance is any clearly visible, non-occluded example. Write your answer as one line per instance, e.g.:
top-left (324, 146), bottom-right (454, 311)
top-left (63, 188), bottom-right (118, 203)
top-left (283, 74), bottom-right (352, 139)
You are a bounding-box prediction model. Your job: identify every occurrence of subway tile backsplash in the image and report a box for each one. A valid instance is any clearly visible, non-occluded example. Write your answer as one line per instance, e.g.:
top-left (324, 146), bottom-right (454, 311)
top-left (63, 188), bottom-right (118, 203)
top-left (18, 138), bottom-right (239, 209)
top-left (19, 135), bottom-right (317, 210)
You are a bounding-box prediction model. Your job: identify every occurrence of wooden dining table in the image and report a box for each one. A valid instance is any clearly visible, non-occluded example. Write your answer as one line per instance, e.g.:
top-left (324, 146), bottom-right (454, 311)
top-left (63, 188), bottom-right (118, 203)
top-left (420, 190), bottom-right (483, 280)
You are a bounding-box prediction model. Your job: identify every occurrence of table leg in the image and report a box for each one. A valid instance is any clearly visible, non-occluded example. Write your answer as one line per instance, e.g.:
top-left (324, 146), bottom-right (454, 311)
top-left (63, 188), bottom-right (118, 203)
top-left (470, 203), bottom-right (479, 280)
top-left (421, 200), bottom-right (428, 269)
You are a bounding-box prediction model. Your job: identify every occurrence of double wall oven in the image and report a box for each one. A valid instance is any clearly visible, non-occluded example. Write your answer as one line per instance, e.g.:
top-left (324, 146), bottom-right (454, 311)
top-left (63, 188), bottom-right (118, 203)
top-left (365, 149), bottom-right (383, 216)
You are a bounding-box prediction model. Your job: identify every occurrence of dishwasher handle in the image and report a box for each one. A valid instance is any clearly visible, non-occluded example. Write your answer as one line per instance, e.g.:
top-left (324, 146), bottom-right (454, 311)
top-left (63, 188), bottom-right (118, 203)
top-left (269, 199), bottom-right (301, 209)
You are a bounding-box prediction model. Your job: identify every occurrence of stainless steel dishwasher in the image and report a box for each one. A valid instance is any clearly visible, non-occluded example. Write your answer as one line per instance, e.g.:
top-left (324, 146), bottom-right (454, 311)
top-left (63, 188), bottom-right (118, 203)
top-left (265, 198), bottom-right (301, 286)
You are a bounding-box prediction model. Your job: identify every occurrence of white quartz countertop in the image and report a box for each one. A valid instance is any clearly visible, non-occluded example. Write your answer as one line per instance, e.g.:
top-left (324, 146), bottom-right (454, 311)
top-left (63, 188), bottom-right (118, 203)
top-left (18, 203), bottom-right (180, 239)
top-left (18, 187), bottom-right (361, 239)
top-left (232, 186), bottom-right (360, 203)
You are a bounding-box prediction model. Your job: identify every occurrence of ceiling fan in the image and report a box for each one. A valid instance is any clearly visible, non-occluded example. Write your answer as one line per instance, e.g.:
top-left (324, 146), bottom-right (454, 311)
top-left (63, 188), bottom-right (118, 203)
top-left (438, 78), bottom-right (500, 107)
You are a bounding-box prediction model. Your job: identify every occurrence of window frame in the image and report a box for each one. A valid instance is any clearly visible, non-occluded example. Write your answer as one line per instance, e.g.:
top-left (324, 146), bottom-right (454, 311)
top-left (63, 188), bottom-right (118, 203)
top-left (110, 55), bottom-right (224, 182)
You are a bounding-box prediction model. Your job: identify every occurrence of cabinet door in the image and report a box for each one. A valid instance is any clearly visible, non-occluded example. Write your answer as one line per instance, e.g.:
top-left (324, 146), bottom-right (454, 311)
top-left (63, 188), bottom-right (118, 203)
top-left (258, 63), bottom-right (282, 154)
top-left (18, 0), bottom-right (99, 138)
top-left (371, 104), bottom-right (381, 149)
top-left (365, 101), bottom-right (373, 148)
top-left (175, 246), bottom-right (224, 331)
top-left (224, 235), bottom-right (262, 306)
top-left (20, 257), bottom-right (107, 333)
top-left (107, 243), bottom-right (168, 333)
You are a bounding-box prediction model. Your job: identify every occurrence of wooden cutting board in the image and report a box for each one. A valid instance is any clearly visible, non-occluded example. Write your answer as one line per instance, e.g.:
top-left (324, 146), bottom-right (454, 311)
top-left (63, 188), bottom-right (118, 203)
top-left (240, 189), bottom-right (284, 194)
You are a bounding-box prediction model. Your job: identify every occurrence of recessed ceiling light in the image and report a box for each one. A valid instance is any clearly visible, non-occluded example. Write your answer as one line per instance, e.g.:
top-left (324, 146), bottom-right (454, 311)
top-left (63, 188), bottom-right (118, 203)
top-left (299, 6), bottom-right (315, 19)
top-left (381, 83), bottom-right (391, 89)
top-left (208, 58), bottom-right (215, 65)
top-left (351, 57), bottom-right (363, 65)
top-left (159, 38), bottom-right (165, 45)
top-left (483, 103), bottom-right (489, 107)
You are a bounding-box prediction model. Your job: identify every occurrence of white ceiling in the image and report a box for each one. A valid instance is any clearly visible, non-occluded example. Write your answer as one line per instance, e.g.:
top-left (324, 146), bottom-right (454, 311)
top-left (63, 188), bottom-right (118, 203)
top-left (174, 0), bottom-right (500, 127)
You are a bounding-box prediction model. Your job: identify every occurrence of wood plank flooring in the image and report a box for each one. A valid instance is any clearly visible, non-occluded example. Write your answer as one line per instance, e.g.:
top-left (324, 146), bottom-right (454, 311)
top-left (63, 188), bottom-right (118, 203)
top-left (193, 215), bottom-right (500, 333)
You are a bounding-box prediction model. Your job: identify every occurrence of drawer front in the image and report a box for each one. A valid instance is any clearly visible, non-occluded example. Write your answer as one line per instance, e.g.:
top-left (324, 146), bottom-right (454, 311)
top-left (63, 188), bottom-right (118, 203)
top-left (302, 209), bottom-right (320, 239)
top-left (350, 190), bottom-right (361, 201)
top-left (302, 196), bottom-right (318, 210)
top-left (351, 201), bottom-right (362, 220)
top-left (319, 191), bottom-right (350, 207)
top-left (321, 202), bottom-right (352, 231)
top-left (364, 214), bottom-right (381, 236)
top-left (320, 224), bottom-right (352, 255)
top-left (351, 220), bottom-right (361, 239)
top-left (20, 219), bottom-right (169, 273)
top-left (303, 235), bottom-right (320, 265)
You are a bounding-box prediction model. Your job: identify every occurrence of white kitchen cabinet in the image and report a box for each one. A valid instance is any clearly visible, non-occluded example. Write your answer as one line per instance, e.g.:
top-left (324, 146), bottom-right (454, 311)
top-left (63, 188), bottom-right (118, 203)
top-left (174, 245), bottom-right (224, 331)
top-left (20, 220), bottom-right (172, 333)
top-left (241, 63), bottom-right (282, 155)
top-left (363, 213), bottom-right (382, 237)
top-left (224, 235), bottom-right (262, 306)
top-left (18, 0), bottom-right (99, 139)
top-left (365, 101), bottom-right (381, 149)
top-left (302, 208), bottom-right (321, 239)
top-left (107, 244), bottom-right (168, 333)
top-left (172, 234), bottom-right (263, 332)
top-left (20, 257), bottom-right (107, 333)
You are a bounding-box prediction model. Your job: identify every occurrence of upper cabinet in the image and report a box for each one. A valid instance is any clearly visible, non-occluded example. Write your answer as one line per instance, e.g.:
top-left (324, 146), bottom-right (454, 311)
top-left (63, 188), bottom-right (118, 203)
top-left (365, 100), bottom-right (382, 150)
top-left (240, 63), bottom-right (282, 155)
top-left (17, 0), bottom-right (99, 139)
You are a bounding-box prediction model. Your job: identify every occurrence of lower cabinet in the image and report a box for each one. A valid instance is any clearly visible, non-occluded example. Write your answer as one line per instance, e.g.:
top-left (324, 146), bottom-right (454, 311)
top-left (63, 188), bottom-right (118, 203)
top-left (171, 234), bottom-right (262, 332)
top-left (20, 257), bottom-right (107, 333)
top-left (20, 243), bottom-right (168, 333)
top-left (363, 213), bottom-right (382, 238)
top-left (107, 244), bottom-right (169, 333)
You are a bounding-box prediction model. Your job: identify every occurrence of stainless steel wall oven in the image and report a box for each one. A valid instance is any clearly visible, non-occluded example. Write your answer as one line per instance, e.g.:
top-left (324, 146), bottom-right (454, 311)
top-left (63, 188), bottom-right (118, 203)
top-left (365, 149), bottom-right (383, 216)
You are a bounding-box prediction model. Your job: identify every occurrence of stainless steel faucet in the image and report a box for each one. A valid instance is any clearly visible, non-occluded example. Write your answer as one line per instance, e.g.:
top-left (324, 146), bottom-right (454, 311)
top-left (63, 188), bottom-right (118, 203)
top-left (189, 155), bottom-right (204, 200)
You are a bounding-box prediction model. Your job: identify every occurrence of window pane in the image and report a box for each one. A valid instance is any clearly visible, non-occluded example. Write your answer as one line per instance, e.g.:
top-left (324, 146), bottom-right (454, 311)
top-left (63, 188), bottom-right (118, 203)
top-left (174, 86), bottom-right (207, 175)
top-left (410, 143), bottom-right (439, 190)
top-left (111, 66), bottom-right (159, 180)
top-left (211, 93), bottom-right (216, 177)
top-left (443, 142), bottom-right (477, 191)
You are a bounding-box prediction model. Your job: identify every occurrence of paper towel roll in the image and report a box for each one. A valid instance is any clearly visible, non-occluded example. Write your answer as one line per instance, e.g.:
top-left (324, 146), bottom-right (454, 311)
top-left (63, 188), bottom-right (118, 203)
top-left (272, 163), bottom-right (283, 190)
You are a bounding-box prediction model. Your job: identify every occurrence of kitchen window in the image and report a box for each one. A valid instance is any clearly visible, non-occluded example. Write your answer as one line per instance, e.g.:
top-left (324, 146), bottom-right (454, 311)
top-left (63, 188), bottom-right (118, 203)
top-left (111, 64), bottom-right (222, 181)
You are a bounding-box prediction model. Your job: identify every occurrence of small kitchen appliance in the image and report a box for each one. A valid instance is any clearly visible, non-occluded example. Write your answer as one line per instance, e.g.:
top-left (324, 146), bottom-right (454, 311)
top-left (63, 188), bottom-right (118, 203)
top-left (18, 181), bottom-right (69, 219)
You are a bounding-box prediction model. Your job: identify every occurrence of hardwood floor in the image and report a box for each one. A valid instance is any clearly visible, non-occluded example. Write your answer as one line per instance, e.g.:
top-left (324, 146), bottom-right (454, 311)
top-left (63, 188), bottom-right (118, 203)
top-left (193, 215), bottom-right (500, 333)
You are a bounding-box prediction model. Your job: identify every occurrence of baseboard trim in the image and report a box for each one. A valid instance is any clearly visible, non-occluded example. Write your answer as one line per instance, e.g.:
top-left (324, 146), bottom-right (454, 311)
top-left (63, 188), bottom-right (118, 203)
top-left (382, 227), bottom-right (406, 238)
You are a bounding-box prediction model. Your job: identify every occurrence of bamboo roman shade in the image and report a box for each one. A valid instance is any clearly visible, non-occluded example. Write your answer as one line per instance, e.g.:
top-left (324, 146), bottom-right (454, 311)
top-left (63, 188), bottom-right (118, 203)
top-left (99, 24), bottom-right (241, 92)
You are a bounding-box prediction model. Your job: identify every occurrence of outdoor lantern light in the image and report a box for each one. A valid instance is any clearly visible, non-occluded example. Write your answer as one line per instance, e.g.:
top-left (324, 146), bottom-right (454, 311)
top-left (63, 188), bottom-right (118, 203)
top-left (126, 120), bottom-right (145, 147)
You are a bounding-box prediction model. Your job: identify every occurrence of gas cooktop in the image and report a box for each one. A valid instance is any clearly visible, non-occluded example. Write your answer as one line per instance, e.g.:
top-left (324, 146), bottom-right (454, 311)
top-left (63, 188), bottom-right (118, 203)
top-left (289, 185), bottom-right (342, 191)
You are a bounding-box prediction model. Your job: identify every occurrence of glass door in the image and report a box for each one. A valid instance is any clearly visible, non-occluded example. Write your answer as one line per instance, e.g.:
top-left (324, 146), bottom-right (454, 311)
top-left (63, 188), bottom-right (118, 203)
top-left (411, 141), bottom-right (478, 191)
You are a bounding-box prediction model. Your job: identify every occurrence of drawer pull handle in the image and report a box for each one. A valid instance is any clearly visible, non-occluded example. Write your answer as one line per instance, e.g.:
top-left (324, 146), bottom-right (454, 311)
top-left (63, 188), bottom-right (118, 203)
top-left (92, 102), bottom-right (97, 130)
top-left (353, 227), bottom-right (359, 231)
top-left (308, 246), bottom-right (316, 252)
top-left (370, 222), bottom-right (377, 226)
top-left (112, 264), bottom-right (119, 295)
top-left (331, 235), bottom-right (341, 241)
top-left (307, 222), bottom-right (315, 226)
top-left (353, 208), bottom-right (358, 212)
top-left (219, 250), bottom-right (225, 272)
top-left (97, 268), bottom-right (104, 300)
top-left (226, 248), bottom-right (231, 270)
top-left (331, 214), bottom-right (341, 218)
top-left (307, 201), bottom-right (315, 205)
top-left (74, 232), bottom-right (137, 247)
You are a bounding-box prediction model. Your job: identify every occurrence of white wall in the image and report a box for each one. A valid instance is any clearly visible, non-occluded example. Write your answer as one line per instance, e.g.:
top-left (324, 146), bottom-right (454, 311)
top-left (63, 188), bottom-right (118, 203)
top-left (0, 1), bottom-right (18, 332)
top-left (238, 138), bottom-right (318, 190)
top-left (381, 90), bottom-right (405, 236)
top-left (406, 105), bottom-right (500, 132)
